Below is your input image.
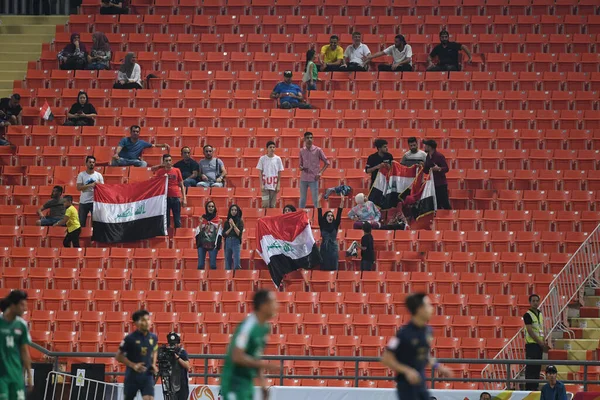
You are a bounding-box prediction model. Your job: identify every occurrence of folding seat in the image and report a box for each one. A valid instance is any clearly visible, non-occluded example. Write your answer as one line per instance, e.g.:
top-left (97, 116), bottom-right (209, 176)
top-left (104, 268), bottom-right (129, 291)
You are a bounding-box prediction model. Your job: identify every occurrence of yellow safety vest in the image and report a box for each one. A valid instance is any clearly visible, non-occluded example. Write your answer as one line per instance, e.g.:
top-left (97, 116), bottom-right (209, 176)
top-left (525, 309), bottom-right (544, 344)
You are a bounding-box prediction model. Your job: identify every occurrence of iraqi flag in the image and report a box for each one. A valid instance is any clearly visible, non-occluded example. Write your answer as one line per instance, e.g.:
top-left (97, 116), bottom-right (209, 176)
top-left (407, 169), bottom-right (437, 220)
top-left (368, 161), bottom-right (418, 210)
top-left (39, 100), bottom-right (54, 121)
top-left (92, 176), bottom-right (168, 243)
top-left (256, 211), bottom-right (320, 288)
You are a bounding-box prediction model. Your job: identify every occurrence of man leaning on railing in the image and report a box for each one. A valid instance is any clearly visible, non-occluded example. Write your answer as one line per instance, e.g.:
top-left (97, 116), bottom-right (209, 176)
top-left (523, 294), bottom-right (551, 391)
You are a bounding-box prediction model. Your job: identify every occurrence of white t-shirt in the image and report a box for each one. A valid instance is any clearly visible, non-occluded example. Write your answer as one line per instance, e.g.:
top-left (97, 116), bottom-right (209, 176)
top-left (344, 43), bottom-right (371, 67)
top-left (77, 171), bottom-right (104, 204)
top-left (384, 44), bottom-right (413, 65)
top-left (256, 155), bottom-right (284, 191)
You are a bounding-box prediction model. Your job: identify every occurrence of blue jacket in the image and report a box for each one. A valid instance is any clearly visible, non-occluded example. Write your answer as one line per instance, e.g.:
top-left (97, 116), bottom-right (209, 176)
top-left (540, 380), bottom-right (567, 400)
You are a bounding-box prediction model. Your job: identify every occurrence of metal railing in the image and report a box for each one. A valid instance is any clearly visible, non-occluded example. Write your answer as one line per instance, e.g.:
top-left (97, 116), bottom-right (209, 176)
top-left (482, 222), bottom-right (600, 389)
top-left (44, 371), bottom-right (121, 400)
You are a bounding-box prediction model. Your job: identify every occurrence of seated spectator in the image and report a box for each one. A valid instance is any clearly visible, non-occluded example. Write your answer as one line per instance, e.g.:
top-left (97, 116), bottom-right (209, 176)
top-left (64, 91), bottom-right (97, 126)
top-left (198, 145), bottom-right (227, 188)
top-left (319, 35), bottom-right (344, 72)
top-left (427, 30), bottom-right (472, 72)
top-left (340, 32), bottom-right (370, 72)
top-left (0, 93), bottom-right (22, 126)
top-left (58, 33), bottom-right (87, 70)
top-left (112, 125), bottom-right (170, 167)
top-left (36, 186), bottom-right (65, 226)
top-left (366, 34), bottom-right (413, 72)
top-left (174, 146), bottom-right (200, 188)
top-left (400, 137), bottom-right (427, 167)
top-left (100, 0), bottom-right (128, 14)
top-left (270, 71), bottom-right (312, 109)
top-left (283, 204), bottom-right (297, 214)
top-left (87, 32), bottom-right (111, 70)
top-left (302, 49), bottom-right (319, 92)
top-left (113, 53), bottom-right (142, 90)
top-left (348, 193), bottom-right (381, 229)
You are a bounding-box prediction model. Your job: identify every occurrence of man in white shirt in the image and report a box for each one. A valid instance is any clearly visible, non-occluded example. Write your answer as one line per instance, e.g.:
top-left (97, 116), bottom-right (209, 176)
top-left (340, 32), bottom-right (371, 72)
top-left (76, 155), bottom-right (104, 227)
top-left (400, 137), bottom-right (428, 167)
top-left (365, 34), bottom-right (413, 72)
top-left (256, 141), bottom-right (284, 208)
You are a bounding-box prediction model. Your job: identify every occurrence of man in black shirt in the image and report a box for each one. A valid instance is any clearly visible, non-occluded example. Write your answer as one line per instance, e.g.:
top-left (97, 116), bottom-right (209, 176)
top-left (365, 139), bottom-right (394, 188)
top-left (0, 94), bottom-right (22, 126)
top-left (382, 293), bottom-right (453, 400)
top-left (427, 30), bottom-right (472, 72)
top-left (360, 222), bottom-right (375, 271)
top-left (174, 146), bottom-right (200, 188)
top-left (100, 0), bottom-right (128, 14)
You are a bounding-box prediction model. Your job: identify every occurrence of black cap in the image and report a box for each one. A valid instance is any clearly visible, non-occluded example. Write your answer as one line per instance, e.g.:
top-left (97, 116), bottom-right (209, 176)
top-left (283, 70), bottom-right (293, 78)
top-left (422, 139), bottom-right (437, 149)
top-left (546, 365), bottom-right (557, 374)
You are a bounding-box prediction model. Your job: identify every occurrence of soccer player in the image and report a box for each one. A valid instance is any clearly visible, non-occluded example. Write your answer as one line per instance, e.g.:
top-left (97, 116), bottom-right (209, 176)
top-left (0, 290), bottom-right (32, 400)
top-left (221, 289), bottom-right (281, 400)
top-left (381, 293), bottom-right (453, 400)
top-left (115, 310), bottom-right (158, 400)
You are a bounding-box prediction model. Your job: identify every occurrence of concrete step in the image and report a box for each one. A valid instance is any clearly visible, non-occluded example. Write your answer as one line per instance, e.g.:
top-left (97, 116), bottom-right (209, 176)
top-left (0, 33), bottom-right (55, 43)
top-left (0, 71), bottom-right (25, 81)
top-left (568, 328), bottom-right (600, 340)
top-left (584, 296), bottom-right (600, 307)
top-left (0, 15), bottom-right (68, 26)
top-left (1, 43), bottom-right (42, 53)
top-left (0, 80), bottom-right (15, 91)
top-left (554, 338), bottom-right (599, 351)
top-left (0, 61), bottom-right (29, 71)
top-left (0, 52), bottom-right (39, 62)
top-left (570, 318), bottom-right (600, 329)
top-left (0, 24), bottom-right (57, 35)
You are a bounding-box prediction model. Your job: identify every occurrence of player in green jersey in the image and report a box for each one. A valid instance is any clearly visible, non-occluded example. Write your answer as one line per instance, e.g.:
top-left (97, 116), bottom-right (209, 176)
top-left (0, 290), bottom-right (32, 400)
top-left (221, 289), bottom-right (281, 400)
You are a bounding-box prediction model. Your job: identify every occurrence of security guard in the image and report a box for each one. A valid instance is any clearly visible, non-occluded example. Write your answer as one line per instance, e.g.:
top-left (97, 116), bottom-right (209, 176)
top-left (523, 294), bottom-right (550, 391)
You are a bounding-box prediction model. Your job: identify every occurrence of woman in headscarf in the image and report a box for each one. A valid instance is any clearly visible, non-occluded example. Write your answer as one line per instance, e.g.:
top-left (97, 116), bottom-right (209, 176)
top-left (317, 195), bottom-right (345, 271)
top-left (64, 91), bottom-right (97, 126)
top-left (223, 204), bottom-right (244, 271)
top-left (196, 201), bottom-right (222, 270)
top-left (57, 33), bottom-right (88, 70)
top-left (113, 52), bottom-right (142, 89)
top-left (87, 32), bottom-right (111, 70)
top-left (348, 192), bottom-right (382, 229)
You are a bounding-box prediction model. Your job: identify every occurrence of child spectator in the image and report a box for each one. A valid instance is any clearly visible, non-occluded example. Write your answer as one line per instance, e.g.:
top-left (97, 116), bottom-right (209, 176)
top-left (223, 204), bottom-right (244, 271)
top-left (256, 141), bottom-right (284, 208)
top-left (283, 204), bottom-right (297, 214)
top-left (54, 195), bottom-right (81, 248)
top-left (114, 53), bottom-right (142, 89)
top-left (196, 201), bottom-right (222, 270)
top-left (360, 222), bottom-right (375, 271)
top-left (87, 32), bottom-right (111, 70)
top-left (302, 49), bottom-right (319, 92)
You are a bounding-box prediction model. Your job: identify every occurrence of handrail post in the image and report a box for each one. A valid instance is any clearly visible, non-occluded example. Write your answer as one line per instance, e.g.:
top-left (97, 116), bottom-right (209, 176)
top-left (354, 360), bottom-right (359, 388)
top-left (506, 362), bottom-right (510, 389)
top-left (204, 357), bottom-right (208, 385)
top-left (279, 359), bottom-right (284, 386)
top-left (430, 367), bottom-right (435, 389)
top-left (584, 363), bottom-right (588, 392)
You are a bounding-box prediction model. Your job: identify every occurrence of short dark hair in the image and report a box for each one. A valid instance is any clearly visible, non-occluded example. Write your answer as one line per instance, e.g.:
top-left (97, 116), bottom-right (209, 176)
top-left (283, 204), bottom-right (296, 212)
top-left (0, 297), bottom-right (8, 312)
top-left (162, 153), bottom-right (172, 161)
top-left (405, 293), bottom-right (427, 316)
top-left (253, 289), bottom-right (272, 311)
top-left (266, 141), bottom-right (276, 148)
top-left (395, 34), bottom-right (406, 43)
top-left (330, 35), bottom-right (339, 41)
top-left (439, 29), bottom-right (449, 37)
top-left (63, 195), bottom-right (73, 203)
top-left (5, 290), bottom-right (27, 306)
top-left (53, 185), bottom-right (64, 194)
top-left (362, 222), bottom-right (372, 233)
top-left (352, 31), bottom-right (361, 37)
top-left (422, 139), bottom-right (437, 149)
top-left (11, 93), bottom-right (21, 101)
top-left (130, 125), bottom-right (141, 132)
top-left (132, 309), bottom-right (150, 322)
top-left (85, 155), bottom-right (96, 163)
top-left (407, 137), bottom-right (418, 145)
top-left (304, 131), bottom-right (313, 138)
top-left (181, 146), bottom-right (191, 153)
top-left (203, 144), bottom-right (213, 151)
top-left (479, 392), bottom-right (492, 400)
top-left (529, 294), bottom-right (540, 302)
top-left (373, 139), bottom-right (388, 150)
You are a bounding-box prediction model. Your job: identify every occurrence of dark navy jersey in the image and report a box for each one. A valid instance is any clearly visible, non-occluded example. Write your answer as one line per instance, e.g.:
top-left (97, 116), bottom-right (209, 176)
top-left (119, 330), bottom-right (158, 377)
top-left (386, 321), bottom-right (433, 383)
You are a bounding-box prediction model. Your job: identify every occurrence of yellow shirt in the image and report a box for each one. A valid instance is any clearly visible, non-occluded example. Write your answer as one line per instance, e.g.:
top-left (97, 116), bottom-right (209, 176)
top-left (321, 44), bottom-right (344, 64)
top-left (65, 205), bottom-right (81, 233)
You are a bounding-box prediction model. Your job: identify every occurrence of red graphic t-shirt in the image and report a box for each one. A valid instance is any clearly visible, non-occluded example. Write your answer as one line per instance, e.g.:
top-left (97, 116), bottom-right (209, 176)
top-left (155, 167), bottom-right (183, 198)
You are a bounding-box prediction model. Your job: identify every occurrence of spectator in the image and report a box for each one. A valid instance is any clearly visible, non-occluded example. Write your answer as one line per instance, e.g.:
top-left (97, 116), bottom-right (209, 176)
top-left (524, 294), bottom-right (549, 391)
top-left (270, 71), bottom-right (312, 109)
top-left (427, 30), bottom-right (472, 72)
top-left (113, 53), bottom-right (142, 90)
top-left (360, 222), bottom-right (374, 271)
top-left (348, 192), bottom-right (382, 229)
top-left (256, 141), bottom-right (284, 208)
top-left (317, 200), bottom-right (344, 271)
top-left (58, 33), bottom-right (87, 70)
top-left (340, 32), bottom-right (371, 72)
top-left (112, 125), bottom-right (170, 167)
top-left (36, 185), bottom-right (65, 226)
top-left (174, 146), bottom-right (200, 188)
top-left (365, 34), bottom-right (413, 72)
top-left (196, 201), bottom-right (222, 270)
top-left (400, 137), bottom-right (427, 167)
top-left (319, 35), bottom-right (344, 71)
top-left (198, 145), bottom-right (227, 188)
top-left (223, 204), bottom-right (244, 271)
top-left (151, 154), bottom-right (187, 229)
top-left (299, 131), bottom-right (329, 209)
top-left (64, 90), bottom-right (97, 126)
top-left (302, 49), bottom-right (319, 92)
top-left (479, 393), bottom-right (492, 400)
top-left (365, 139), bottom-right (393, 188)
top-left (0, 133), bottom-right (12, 147)
top-left (54, 195), bottom-right (81, 248)
top-left (422, 139), bottom-right (451, 210)
top-left (0, 93), bottom-right (22, 126)
top-left (87, 32), bottom-right (111, 70)
top-left (283, 204), bottom-right (297, 214)
top-left (100, 0), bottom-right (128, 14)
top-left (76, 155), bottom-right (104, 227)
top-left (540, 366), bottom-right (566, 400)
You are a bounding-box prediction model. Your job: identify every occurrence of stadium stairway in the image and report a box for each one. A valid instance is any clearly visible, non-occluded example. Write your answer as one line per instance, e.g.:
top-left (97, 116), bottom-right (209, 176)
top-left (0, 15), bottom-right (67, 97)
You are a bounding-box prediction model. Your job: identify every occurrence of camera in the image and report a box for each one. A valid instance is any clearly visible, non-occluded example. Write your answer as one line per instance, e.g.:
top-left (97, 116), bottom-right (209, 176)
top-left (156, 332), bottom-right (182, 400)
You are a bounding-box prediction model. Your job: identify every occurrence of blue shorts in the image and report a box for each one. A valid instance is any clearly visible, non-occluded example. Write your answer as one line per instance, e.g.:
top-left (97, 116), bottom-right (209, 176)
top-left (396, 381), bottom-right (429, 400)
top-left (124, 374), bottom-right (154, 400)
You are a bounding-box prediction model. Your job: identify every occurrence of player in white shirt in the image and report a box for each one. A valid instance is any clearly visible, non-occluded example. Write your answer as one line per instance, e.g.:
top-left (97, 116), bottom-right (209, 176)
top-left (340, 32), bottom-right (371, 72)
top-left (76, 155), bottom-right (104, 227)
top-left (366, 34), bottom-right (413, 72)
top-left (256, 141), bottom-right (284, 208)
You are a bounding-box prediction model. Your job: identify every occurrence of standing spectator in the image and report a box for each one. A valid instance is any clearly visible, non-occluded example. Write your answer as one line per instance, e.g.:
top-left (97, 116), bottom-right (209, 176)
top-left (360, 222), bottom-right (375, 271)
top-left (112, 125), bottom-right (170, 167)
top-left (365, 34), bottom-right (413, 72)
top-left (540, 366), bottom-right (566, 400)
top-left (317, 199), bottom-right (344, 271)
top-left (523, 294), bottom-right (549, 391)
top-left (340, 32), bottom-right (371, 72)
top-left (64, 91), bottom-right (97, 126)
top-left (54, 195), bottom-right (81, 248)
top-left (256, 141), bottom-right (284, 208)
top-left (302, 49), bottom-right (319, 92)
top-left (101, 0), bottom-right (128, 14)
top-left (427, 30), bottom-right (472, 72)
top-left (76, 156), bottom-right (104, 227)
top-left (0, 93), bottom-right (22, 126)
top-left (348, 192), bottom-right (382, 229)
top-left (319, 35), bottom-right (344, 71)
top-left (422, 139), bottom-right (451, 210)
top-left (365, 139), bottom-right (394, 189)
top-left (400, 137), bottom-right (427, 167)
top-left (223, 204), bottom-right (244, 271)
top-left (36, 186), bottom-right (65, 226)
top-left (271, 71), bottom-right (312, 109)
top-left (198, 145), bottom-right (227, 188)
top-left (114, 53), bottom-right (142, 90)
top-left (196, 201), bottom-right (222, 270)
top-left (299, 131), bottom-right (329, 209)
top-left (174, 146), bottom-right (200, 188)
top-left (87, 32), bottom-right (112, 70)
top-left (283, 205), bottom-right (297, 214)
top-left (151, 154), bottom-right (187, 229)
top-left (58, 33), bottom-right (88, 70)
